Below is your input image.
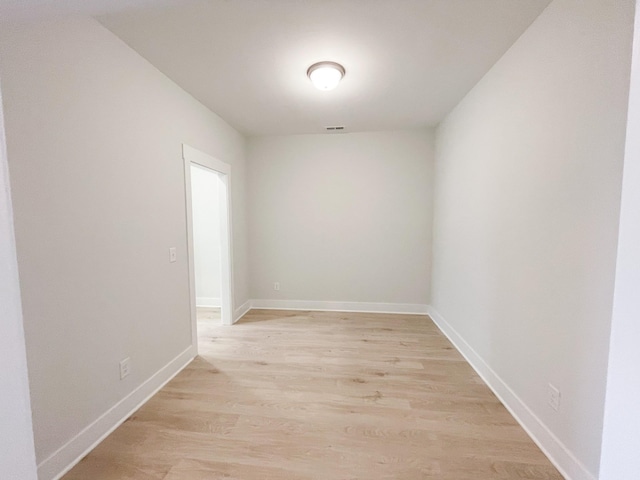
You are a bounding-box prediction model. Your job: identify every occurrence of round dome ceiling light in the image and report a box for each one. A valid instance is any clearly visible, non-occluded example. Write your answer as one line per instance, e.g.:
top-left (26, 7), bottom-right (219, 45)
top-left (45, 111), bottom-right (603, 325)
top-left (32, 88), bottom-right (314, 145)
top-left (307, 61), bottom-right (345, 91)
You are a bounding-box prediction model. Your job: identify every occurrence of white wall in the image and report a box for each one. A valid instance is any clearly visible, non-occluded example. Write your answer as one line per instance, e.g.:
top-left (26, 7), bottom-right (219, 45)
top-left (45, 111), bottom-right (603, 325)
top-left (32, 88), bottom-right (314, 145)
top-left (0, 81), bottom-right (38, 480)
top-left (0, 16), bottom-right (248, 477)
top-left (191, 165), bottom-right (222, 306)
top-left (247, 130), bottom-right (433, 308)
top-left (431, 0), bottom-right (634, 478)
top-left (600, 0), bottom-right (640, 476)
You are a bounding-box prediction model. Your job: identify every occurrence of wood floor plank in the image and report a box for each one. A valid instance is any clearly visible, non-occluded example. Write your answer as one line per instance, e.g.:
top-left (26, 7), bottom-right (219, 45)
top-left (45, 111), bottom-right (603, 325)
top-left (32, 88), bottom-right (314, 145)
top-left (63, 309), bottom-right (563, 479)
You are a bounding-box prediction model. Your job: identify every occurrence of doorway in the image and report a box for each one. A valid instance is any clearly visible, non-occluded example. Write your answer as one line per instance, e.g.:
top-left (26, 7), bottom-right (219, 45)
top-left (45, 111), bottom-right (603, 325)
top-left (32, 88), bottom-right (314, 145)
top-left (183, 145), bottom-right (234, 352)
top-left (191, 164), bottom-right (223, 330)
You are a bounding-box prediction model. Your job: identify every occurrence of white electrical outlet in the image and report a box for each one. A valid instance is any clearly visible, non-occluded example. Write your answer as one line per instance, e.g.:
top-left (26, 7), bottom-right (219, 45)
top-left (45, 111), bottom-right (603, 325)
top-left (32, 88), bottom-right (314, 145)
top-left (169, 247), bottom-right (177, 263)
top-left (548, 383), bottom-right (561, 411)
top-left (274, 282), bottom-right (280, 291)
top-left (120, 357), bottom-right (131, 380)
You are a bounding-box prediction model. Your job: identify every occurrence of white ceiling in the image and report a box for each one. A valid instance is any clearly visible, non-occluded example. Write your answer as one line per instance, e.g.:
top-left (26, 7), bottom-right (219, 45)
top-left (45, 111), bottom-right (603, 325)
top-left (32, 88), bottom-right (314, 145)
top-left (0, 0), bottom-right (184, 20)
top-left (1, 0), bottom-right (552, 136)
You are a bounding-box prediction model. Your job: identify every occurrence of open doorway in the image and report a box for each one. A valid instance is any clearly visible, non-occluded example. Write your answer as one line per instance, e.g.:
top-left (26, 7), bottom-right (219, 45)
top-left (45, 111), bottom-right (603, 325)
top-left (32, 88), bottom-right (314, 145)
top-left (191, 164), bottom-right (223, 329)
top-left (183, 145), bottom-right (234, 353)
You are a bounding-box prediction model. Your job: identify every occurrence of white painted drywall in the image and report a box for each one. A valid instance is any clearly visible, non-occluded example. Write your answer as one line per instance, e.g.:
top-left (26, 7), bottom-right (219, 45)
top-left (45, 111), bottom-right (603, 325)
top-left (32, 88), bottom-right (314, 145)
top-left (431, 0), bottom-right (634, 477)
top-left (0, 16), bottom-right (248, 469)
top-left (600, 0), bottom-right (640, 476)
top-left (191, 164), bottom-right (222, 306)
top-left (0, 81), bottom-right (38, 480)
top-left (248, 130), bottom-right (433, 305)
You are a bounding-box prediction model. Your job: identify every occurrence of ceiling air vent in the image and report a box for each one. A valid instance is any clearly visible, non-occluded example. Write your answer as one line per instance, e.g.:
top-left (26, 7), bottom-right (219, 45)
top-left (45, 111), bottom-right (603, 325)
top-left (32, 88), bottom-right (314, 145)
top-left (325, 126), bottom-right (346, 133)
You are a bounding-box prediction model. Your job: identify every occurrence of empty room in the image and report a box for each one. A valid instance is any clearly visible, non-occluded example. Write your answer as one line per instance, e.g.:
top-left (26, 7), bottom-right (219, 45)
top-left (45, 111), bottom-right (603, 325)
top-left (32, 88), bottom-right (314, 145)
top-left (1, 1), bottom-right (639, 479)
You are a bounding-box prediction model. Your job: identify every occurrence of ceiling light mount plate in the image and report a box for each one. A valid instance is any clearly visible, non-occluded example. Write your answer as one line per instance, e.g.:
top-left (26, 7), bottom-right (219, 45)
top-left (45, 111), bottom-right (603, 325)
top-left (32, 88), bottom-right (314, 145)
top-left (307, 61), bottom-right (345, 91)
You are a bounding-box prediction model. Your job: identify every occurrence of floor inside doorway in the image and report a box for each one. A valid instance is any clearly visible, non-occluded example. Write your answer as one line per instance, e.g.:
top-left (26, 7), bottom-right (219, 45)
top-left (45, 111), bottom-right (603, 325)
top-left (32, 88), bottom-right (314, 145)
top-left (196, 306), bottom-right (221, 329)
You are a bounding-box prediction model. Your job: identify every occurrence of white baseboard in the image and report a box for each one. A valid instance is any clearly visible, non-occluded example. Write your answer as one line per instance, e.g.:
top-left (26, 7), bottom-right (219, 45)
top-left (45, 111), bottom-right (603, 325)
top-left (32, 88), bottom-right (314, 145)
top-left (250, 299), bottom-right (429, 315)
top-left (196, 296), bottom-right (220, 307)
top-left (39, 345), bottom-right (196, 480)
top-left (427, 306), bottom-right (595, 480)
top-left (233, 300), bottom-right (252, 324)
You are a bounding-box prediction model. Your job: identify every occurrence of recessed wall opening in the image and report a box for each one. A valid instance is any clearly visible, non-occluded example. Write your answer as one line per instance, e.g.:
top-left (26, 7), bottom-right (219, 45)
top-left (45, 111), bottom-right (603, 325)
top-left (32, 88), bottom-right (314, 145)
top-left (190, 164), bottom-right (223, 328)
top-left (183, 144), bottom-right (234, 356)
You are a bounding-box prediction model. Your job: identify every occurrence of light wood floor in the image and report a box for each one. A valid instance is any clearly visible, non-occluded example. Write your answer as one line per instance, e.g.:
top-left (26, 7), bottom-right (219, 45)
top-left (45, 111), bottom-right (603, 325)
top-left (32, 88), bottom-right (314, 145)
top-left (63, 310), bottom-right (563, 479)
top-left (196, 306), bottom-right (221, 326)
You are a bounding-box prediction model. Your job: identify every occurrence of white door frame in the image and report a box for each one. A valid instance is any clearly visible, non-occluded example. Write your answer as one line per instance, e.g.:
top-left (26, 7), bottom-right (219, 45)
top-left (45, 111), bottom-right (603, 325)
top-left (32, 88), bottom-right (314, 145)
top-left (183, 144), bottom-right (234, 342)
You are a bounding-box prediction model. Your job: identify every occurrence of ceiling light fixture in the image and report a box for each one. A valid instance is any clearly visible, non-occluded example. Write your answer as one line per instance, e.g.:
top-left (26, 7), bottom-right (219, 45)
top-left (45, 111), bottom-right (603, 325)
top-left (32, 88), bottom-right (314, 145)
top-left (307, 61), bottom-right (345, 91)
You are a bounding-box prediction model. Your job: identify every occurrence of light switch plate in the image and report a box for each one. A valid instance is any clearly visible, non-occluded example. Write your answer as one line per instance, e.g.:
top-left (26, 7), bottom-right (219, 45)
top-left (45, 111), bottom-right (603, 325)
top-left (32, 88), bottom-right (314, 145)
top-left (120, 357), bottom-right (131, 380)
